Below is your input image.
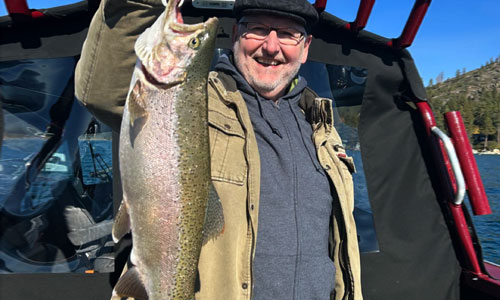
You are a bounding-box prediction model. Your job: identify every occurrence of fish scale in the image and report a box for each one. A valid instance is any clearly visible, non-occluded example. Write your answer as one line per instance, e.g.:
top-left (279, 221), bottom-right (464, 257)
top-left (112, 0), bottom-right (221, 299)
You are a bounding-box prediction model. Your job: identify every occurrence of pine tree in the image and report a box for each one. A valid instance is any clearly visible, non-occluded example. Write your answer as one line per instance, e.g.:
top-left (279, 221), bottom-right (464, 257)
top-left (476, 90), bottom-right (497, 149)
top-left (436, 101), bottom-right (449, 129)
top-left (491, 87), bottom-right (500, 144)
top-left (461, 97), bottom-right (475, 140)
top-left (481, 115), bottom-right (496, 149)
top-left (436, 72), bottom-right (445, 84)
top-left (447, 96), bottom-right (460, 111)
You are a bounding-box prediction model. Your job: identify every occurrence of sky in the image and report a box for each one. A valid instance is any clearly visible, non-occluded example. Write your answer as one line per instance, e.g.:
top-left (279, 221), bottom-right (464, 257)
top-left (1, 0), bottom-right (499, 86)
top-left (324, 0), bottom-right (500, 86)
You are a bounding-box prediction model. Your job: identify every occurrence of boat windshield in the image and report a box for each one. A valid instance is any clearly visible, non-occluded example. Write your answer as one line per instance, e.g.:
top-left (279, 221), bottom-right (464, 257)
top-left (0, 56), bottom-right (114, 273)
top-left (299, 59), bottom-right (380, 254)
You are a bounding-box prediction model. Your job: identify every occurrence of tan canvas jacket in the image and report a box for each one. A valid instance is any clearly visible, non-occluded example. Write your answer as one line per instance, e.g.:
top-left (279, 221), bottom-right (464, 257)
top-left (197, 71), bottom-right (363, 300)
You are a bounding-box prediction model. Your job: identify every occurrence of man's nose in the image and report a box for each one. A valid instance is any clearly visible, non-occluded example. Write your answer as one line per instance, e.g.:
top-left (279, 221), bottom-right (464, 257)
top-left (261, 30), bottom-right (280, 55)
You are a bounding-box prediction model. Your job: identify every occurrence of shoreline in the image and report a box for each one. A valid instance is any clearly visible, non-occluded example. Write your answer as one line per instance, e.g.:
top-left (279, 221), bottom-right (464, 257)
top-left (472, 149), bottom-right (500, 155)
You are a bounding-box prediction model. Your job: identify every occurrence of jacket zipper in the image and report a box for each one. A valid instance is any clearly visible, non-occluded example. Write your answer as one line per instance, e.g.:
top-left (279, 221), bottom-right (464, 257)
top-left (232, 91), bottom-right (255, 300)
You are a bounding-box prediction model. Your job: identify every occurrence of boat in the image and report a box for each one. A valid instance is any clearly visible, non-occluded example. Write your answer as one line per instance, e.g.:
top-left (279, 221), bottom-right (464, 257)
top-left (0, 0), bottom-right (499, 299)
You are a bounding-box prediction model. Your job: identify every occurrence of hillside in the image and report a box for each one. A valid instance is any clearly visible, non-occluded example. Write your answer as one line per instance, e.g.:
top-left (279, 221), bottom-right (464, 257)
top-left (427, 57), bottom-right (500, 102)
top-left (426, 55), bottom-right (500, 149)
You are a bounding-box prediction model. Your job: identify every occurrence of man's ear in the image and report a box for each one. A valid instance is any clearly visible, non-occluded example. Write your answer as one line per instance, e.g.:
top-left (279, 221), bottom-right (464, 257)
top-left (232, 24), bottom-right (239, 43)
top-left (300, 35), bottom-right (313, 64)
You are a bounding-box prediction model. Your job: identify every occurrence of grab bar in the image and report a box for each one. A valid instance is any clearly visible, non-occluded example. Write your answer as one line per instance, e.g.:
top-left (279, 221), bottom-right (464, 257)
top-left (431, 126), bottom-right (466, 205)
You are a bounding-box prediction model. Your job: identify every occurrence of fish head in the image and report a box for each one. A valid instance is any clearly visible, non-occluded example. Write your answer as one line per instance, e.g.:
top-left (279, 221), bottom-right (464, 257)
top-left (135, 0), bottom-right (218, 87)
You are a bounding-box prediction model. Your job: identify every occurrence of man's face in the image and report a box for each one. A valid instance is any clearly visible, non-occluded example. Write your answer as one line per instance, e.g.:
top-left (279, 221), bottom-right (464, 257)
top-left (233, 14), bottom-right (312, 100)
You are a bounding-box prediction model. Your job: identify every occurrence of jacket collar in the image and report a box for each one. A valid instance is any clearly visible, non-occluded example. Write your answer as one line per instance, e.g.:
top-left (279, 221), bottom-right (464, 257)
top-left (299, 86), bottom-right (334, 134)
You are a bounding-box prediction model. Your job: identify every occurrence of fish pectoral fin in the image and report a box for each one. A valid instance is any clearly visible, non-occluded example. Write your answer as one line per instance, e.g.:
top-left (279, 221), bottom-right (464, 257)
top-left (112, 200), bottom-right (131, 243)
top-left (128, 81), bottom-right (149, 127)
top-left (113, 265), bottom-right (148, 300)
top-left (201, 184), bottom-right (225, 245)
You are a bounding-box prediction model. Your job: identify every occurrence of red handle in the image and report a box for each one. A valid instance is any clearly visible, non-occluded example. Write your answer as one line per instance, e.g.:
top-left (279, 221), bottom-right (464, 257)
top-left (4, 0), bottom-right (45, 18)
top-left (4, 0), bottom-right (30, 15)
top-left (445, 111), bottom-right (492, 215)
top-left (417, 101), bottom-right (485, 276)
top-left (314, 0), bottom-right (327, 13)
top-left (345, 0), bottom-right (375, 32)
top-left (390, 0), bottom-right (432, 48)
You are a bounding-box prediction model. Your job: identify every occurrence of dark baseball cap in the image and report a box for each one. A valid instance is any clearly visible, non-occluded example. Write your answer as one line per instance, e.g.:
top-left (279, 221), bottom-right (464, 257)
top-left (233, 0), bottom-right (319, 30)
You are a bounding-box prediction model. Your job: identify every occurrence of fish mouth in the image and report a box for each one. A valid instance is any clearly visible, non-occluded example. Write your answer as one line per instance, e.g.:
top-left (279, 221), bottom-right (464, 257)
top-left (166, 0), bottom-right (217, 34)
top-left (135, 0), bottom-right (217, 88)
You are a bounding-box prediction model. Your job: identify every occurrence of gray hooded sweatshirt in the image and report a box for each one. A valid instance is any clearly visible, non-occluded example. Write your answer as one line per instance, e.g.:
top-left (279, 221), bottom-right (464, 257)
top-left (215, 55), bottom-right (335, 300)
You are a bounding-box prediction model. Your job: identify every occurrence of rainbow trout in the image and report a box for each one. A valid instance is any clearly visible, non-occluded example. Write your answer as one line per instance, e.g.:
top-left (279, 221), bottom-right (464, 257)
top-left (112, 0), bottom-right (222, 299)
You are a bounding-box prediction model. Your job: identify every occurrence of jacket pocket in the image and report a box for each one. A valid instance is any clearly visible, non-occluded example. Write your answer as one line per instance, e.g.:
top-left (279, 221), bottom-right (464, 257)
top-left (209, 110), bottom-right (247, 185)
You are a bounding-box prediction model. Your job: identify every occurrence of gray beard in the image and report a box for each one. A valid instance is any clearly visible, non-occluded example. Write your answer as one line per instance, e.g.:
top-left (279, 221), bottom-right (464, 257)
top-left (248, 62), bottom-right (301, 93)
top-left (233, 44), bottom-right (302, 96)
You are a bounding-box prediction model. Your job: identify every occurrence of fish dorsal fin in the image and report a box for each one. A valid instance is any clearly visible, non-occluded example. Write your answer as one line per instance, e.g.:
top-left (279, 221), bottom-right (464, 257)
top-left (202, 185), bottom-right (225, 245)
top-left (113, 265), bottom-right (148, 300)
top-left (128, 80), bottom-right (149, 127)
top-left (112, 200), bottom-right (131, 243)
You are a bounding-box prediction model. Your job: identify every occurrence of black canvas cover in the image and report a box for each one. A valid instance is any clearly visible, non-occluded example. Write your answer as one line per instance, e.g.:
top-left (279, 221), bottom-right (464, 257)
top-left (1, 2), bottom-right (463, 300)
top-left (307, 13), bottom-right (462, 300)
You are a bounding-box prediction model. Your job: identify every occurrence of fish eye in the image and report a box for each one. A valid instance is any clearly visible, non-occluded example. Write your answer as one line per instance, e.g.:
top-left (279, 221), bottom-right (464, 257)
top-left (189, 37), bottom-right (201, 49)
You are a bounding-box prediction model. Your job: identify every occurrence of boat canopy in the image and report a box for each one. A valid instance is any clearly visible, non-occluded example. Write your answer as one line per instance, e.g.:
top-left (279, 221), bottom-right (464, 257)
top-left (0, 1), bottom-right (498, 299)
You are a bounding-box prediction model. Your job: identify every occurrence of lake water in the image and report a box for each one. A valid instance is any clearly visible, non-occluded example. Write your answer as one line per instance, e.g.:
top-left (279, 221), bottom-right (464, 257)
top-left (348, 151), bottom-right (500, 265)
top-left (468, 155), bottom-right (500, 265)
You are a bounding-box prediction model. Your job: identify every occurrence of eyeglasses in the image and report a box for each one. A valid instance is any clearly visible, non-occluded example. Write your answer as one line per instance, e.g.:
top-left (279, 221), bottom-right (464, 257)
top-left (238, 22), bottom-right (306, 46)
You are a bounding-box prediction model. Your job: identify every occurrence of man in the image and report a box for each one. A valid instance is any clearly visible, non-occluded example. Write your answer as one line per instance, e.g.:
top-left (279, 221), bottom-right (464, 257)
top-left (197, 1), bottom-right (362, 299)
top-left (75, 0), bottom-right (362, 299)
